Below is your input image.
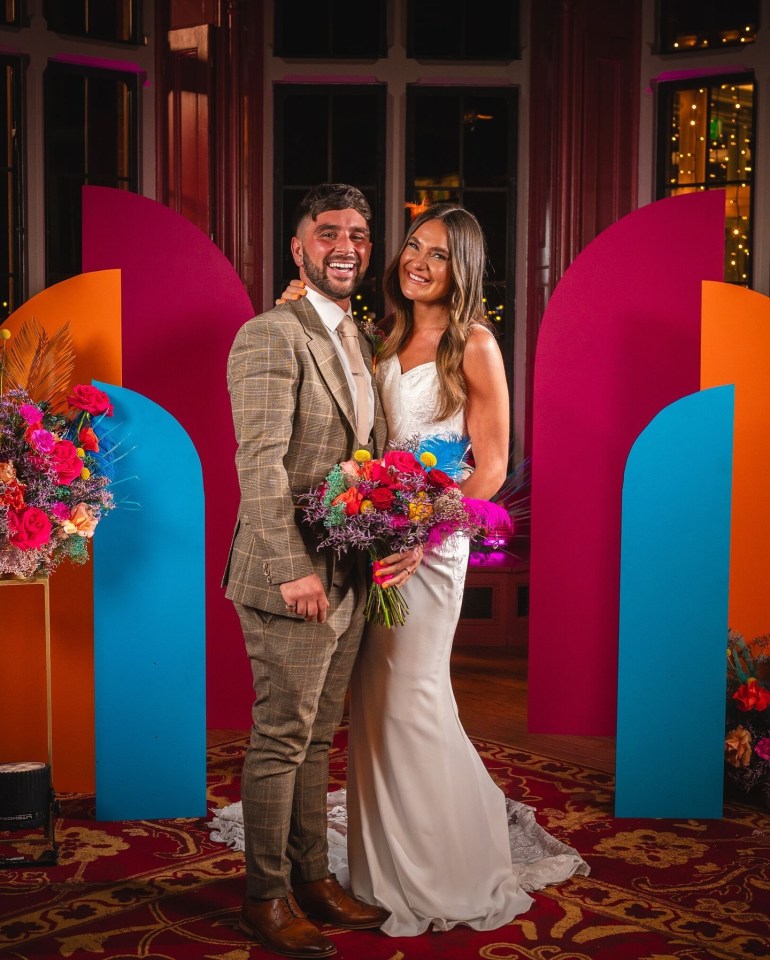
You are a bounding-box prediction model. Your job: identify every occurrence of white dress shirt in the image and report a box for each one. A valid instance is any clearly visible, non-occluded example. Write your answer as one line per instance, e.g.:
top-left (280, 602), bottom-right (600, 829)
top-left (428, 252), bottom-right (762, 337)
top-left (304, 286), bottom-right (375, 439)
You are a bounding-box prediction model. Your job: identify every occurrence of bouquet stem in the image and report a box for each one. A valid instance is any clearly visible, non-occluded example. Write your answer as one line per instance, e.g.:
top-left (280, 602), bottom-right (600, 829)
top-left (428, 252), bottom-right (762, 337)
top-left (365, 554), bottom-right (410, 627)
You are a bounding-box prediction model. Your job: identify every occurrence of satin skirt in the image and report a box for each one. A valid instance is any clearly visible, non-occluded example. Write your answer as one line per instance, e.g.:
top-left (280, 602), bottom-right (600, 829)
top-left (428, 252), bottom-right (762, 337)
top-left (346, 536), bottom-right (534, 936)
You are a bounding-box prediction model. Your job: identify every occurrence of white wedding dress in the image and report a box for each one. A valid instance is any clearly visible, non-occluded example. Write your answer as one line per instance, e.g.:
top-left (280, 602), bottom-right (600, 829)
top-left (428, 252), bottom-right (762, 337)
top-left (208, 354), bottom-right (589, 936)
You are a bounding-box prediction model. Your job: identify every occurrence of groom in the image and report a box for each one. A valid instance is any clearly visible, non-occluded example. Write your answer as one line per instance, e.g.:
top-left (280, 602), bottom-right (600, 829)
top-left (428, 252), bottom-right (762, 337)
top-left (224, 184), bottom-right (390, 958)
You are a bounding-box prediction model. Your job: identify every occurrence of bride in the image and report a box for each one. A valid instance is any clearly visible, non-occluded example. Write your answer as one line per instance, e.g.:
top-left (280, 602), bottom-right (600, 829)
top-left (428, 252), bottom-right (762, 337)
top-left (212, 202), bottom-right (588, 937)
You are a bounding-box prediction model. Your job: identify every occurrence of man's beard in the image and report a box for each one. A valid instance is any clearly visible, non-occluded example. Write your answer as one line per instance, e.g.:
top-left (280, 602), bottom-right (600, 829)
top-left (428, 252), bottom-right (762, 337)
top-left (302, 254), bottom-right (364, 300)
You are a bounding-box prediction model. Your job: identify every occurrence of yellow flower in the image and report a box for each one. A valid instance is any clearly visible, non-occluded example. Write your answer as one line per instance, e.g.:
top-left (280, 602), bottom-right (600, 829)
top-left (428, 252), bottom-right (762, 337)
top-left (420, 451), bottom-right (437, 467)
top-left (0, 328), bottom-right (10, 340)
top-left (408, 493), bottom-right (434, 522)
top-left (80, 467), bottom-right (91, 481)
top-left (353, 449), bottom-right (372, 463)
top-left (360, 499), bottom-right (375, 513)
top-left (76, 447), bottom-right (86, 458)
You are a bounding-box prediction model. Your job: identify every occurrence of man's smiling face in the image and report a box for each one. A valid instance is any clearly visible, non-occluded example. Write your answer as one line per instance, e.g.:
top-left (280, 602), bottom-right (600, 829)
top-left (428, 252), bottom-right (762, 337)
top-left (291, 208), bottom-right (372, 306)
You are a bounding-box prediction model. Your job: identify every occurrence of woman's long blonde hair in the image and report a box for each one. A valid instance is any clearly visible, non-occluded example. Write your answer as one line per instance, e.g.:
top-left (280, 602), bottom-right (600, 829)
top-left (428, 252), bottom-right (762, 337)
top-left (380, 203), bottom-right (490, 421)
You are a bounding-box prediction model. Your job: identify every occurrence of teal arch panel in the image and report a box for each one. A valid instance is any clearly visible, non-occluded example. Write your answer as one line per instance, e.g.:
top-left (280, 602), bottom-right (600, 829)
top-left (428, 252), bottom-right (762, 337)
top-left (93, 382), bottom-right (206, 820)
top-left (616, 386), bottom-right (733, 818)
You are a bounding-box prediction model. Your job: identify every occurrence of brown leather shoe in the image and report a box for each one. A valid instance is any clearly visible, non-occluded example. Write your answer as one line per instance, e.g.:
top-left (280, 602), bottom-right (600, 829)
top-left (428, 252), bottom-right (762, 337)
top-left (239, 894), bottom-right (337, 958)
top-left (293, 875), bottom-right (390, 929)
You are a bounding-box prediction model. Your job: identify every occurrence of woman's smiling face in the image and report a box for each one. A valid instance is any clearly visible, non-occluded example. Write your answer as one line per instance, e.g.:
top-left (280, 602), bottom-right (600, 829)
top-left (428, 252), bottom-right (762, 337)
top-left (399, 219), bottom-right (453, 305)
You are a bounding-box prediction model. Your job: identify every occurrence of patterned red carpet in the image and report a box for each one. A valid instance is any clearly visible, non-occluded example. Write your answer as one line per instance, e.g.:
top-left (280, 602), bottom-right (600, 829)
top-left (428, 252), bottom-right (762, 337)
top-left (1, 728), bottom-right (769, 960)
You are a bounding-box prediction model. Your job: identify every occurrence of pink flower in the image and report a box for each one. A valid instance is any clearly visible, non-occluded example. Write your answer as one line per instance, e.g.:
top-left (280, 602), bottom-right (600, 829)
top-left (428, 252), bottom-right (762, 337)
top-left (755, 738), bottom-right (770, 761)
top-left (19, 404), bottom-right (43, 424)
top-left (50, 501), bottom-right (70, 522)
top-left (7, 506), bottom-right (53, 550)
top-left (48, 439), bottom-right (84, 485)
top-left (67, 384), bottom-right (113, 416)
top-left (28, 428), bottom-right (56, 453)
top-left (339, 459), bottom-right (361, 478)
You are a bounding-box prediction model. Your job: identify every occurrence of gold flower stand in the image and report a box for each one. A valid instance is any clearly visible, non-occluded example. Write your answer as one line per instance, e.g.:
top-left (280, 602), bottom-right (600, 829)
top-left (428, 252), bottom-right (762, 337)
top-left (0, 575), bottom-right (58, 866)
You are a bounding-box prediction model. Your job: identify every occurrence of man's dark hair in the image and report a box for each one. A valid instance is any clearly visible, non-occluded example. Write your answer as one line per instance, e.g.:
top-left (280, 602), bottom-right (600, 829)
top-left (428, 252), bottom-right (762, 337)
top-left (293, 183), bottom-right (372, 234)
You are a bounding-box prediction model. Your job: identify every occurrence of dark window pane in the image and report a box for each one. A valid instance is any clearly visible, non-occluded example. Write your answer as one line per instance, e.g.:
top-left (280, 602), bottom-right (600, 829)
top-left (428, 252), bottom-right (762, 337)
top-left (413, 96), bottom-right (460, 187)
top-left (282, 95), bottom-right (329, 185)
top-left (275, 85), bottom-right (386, 321)
top-left (44, 0), bottom-right (140, 44)
top-left (1, 1), bottom-right (21, 27)
top-left (331, 94), bottom-right (379, 185)
top-left (658, 0), bottom-right (758, 52)
top-left (406, 86), bottom-right (517, 343)
top-left (463, 96), bottom-right (509, 188)
top-left (658, 76), bottom-right (755, 285)
top-left (44, 63), bottom-right (138, 286)
top-left (275, 0), bottom-right (386, 59)
top-left (408, 0), bottom-right (519, 60)
top-left (1, 56), bottom-right (23, 320)
top-left (460, 586), bottom-right (494, 620)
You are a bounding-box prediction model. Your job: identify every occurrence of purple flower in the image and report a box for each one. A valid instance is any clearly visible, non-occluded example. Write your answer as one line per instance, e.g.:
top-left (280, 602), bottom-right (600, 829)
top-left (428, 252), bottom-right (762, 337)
top-left (29, 428), bottom-right (56, 453)
top-left (755, 737), bottom-right (770, 761)
top-left (51, 501), bottom-right (70, 522)
top-left (20, 404), bottom-right (43, 424)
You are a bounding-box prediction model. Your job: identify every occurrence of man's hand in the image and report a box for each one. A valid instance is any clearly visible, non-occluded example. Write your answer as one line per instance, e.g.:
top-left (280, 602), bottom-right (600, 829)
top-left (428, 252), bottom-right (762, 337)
top-left (373, 545), bottom-right (424, 588)
top-left (280, 573), bottom-right (330, 623)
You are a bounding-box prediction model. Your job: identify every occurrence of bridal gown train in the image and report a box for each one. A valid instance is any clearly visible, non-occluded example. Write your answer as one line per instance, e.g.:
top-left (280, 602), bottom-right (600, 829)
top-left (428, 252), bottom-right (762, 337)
top-left (344, 355), bottom-right (589, 936)
top-left (207, 352), bottom-right (589, 936)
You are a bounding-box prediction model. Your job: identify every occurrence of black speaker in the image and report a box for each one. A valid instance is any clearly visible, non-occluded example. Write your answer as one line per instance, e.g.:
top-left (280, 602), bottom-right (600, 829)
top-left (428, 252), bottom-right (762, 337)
top-left (0, 762), bottom-right (53, 830)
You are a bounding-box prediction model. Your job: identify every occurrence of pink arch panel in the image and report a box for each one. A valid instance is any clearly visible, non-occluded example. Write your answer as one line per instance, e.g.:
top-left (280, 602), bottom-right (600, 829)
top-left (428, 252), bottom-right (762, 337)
top-left (701, 281), bottom-right (770, 646)
top-left (0, 270), bottom-right (122, 791)
top-left (528, 192), bottom-right (724, 735)
top-left (82, 187), bottom-right (256, 728)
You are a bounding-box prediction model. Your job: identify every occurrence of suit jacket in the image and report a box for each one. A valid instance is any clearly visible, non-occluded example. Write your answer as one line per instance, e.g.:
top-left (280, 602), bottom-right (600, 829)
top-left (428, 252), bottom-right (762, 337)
top-left (223, 296), bottom-right (387, 614)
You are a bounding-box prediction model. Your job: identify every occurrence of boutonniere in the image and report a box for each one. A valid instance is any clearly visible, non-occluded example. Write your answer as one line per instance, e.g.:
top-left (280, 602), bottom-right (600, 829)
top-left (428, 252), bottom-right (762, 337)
top-left (361, 319), bottom-right (387, 373)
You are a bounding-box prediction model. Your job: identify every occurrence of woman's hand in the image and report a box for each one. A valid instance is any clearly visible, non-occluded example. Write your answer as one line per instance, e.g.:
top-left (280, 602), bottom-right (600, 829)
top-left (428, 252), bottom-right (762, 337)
top-left (374, 545), bottom-right (424, 588)
top-left (276, 279), bottom-right (307, 306)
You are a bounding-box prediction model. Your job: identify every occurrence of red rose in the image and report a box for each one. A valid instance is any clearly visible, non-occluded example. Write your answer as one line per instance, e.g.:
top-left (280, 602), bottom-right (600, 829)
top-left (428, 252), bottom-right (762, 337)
top-left (369, 487), bottom-right (395, 510)
top-left (383, 450), bottom-right (424, 476)
top-left (427, 469), bottom-right (458, 490)
top-left (733, 678), bottom-right (770, 712)
top-left (49, 440), bottom-right (84, 485)
top-left (68, 384), bottom-right (113, 416)
top-left (7, 506), bottom-right (53, 550)
top-left (331, 487), bottom-right (363, 516)
top-left (78, 426), bottom-right (100, 452)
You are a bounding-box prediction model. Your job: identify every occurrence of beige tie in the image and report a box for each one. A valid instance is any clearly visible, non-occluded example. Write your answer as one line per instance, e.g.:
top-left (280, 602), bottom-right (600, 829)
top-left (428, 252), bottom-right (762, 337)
top-left (337, 314), bottom-right (371, 445)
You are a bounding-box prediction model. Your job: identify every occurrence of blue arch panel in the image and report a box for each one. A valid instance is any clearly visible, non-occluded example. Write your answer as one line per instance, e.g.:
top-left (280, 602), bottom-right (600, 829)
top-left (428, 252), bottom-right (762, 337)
top-left (616, 386), bottom-right (733, 818)
top-left (93, 382), bottom-right (206, 820)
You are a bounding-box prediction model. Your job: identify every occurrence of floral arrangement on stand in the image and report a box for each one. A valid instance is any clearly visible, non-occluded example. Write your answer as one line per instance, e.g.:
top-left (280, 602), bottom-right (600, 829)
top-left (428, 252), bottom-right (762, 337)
top-left (724, 630), bottom-right (770, 809)
top-left (301, 445), bottom-right (512, 627)
top-left (0, 320), bottom-right (116, 579)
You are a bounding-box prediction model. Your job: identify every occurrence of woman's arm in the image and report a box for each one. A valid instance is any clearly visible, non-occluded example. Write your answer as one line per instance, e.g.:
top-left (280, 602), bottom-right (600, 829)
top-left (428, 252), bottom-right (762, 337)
top-left (460, 326), bottom-right (510, 500)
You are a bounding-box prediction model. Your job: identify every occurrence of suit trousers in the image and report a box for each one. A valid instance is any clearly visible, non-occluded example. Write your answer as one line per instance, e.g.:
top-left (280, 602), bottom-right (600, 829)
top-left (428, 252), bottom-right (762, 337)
top-left (235, 577), bottom-right (364, 899)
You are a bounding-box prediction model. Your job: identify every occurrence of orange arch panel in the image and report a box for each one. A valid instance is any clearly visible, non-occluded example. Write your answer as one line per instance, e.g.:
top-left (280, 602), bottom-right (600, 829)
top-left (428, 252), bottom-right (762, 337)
top-left (0, 270), bottom-right (122, 791)
top-left (701, 280), bottom-right (770, 647)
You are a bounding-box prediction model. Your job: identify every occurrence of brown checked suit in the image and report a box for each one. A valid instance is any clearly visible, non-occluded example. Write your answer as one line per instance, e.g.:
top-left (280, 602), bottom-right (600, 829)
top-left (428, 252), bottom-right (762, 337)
top-left (224, 295), bottom-right (386, 899)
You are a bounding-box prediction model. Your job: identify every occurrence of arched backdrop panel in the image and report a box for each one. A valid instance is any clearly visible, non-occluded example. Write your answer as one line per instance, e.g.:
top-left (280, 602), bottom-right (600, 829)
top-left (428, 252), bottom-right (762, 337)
top-left (93, 383), bottom-right (206, 820)
top-left (701, 282), bottom-right (770, 647)
top-left (615, 386), bottom-right (733, 817)
top-left (82, 187), bottom-right (256, 728)
top-left (528, 191), bottom-right (724, 735)
top-left (0, 271), bottom-right (122, 791)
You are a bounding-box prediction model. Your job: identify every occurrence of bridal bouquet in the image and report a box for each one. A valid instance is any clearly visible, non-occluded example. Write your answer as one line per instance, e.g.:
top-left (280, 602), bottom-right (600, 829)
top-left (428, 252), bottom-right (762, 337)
top-left (0, 323), bottom-right (116, 579)
top-left (301, 446), bottom-right (512, 626)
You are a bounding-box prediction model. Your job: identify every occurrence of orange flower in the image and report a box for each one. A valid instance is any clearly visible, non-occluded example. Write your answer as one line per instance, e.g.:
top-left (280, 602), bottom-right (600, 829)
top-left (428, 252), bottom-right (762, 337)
top-left (62, 503), bottom-right (98, 538)
top-left (331, 487), bottom-right (363, 516)
top-left (725, 725), bottom-right (752, 768)
top-left (0, 461), bottom-right (16, 483)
